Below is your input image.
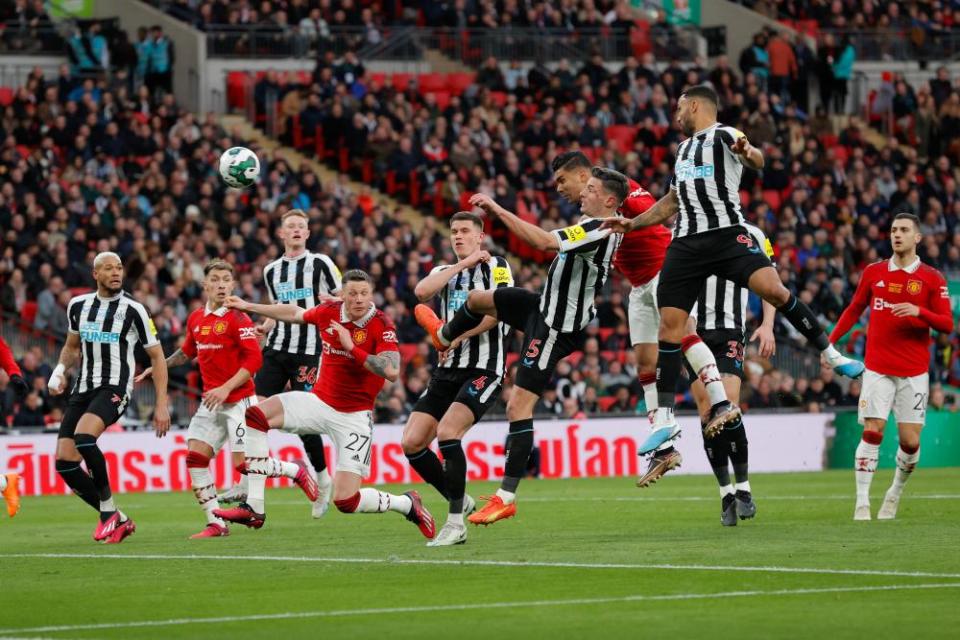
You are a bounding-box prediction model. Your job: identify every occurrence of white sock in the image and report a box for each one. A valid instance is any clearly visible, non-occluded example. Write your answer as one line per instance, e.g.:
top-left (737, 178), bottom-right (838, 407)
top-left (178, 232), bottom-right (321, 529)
top-left (0, 475), bottom-right (7, 492)
top-left (189, 466), bottom-right (224, 526)
top-left (447, 512), bottom-right (464, 526)
top-left (823, 344), bottom-right (844, 366)
top-left (100, 497), bottom-right (116, 512)
top-left (642, 380), bottom-right (658, 413)
top-left (890, 447), bottom-right (920, 495)
top-left (355, 488), bottom-right (412, 514)
top-left (719, 484), bottom-right (734, 498)
top-left (236, 473), bottom-right (249, 493)
top-left (495, 488), bottom-right (516, 504)
top-left (683, 339), bottom-right (728, 406)
top-left (653, 407), bottom-right (674, 427)
top-left (244, 425), bottom-right (270, 513)
top-left (735, 480), bottom-right (751, 493)
top-left (855, 437), bottom-right (880, 503)
top-left (317, 470), bottom-right (332, 489)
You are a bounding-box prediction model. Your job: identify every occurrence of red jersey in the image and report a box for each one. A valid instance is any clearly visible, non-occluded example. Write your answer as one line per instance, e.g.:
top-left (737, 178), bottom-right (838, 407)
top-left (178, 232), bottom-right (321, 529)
top-left (302, 301), bottom-right (399, 413)
top-left (182, 305), bottom-right (262, 403)
top-left (613, 178), bottom-right (673, 286)
top-left (830, 258), bottom-right (954, 377)
top-left (0, 336), bottom-right (21, 377)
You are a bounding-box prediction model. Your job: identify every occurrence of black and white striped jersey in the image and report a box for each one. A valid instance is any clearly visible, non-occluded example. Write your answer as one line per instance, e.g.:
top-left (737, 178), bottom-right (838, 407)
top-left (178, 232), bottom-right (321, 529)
top-left (671, 123), bottom-right (748, 238)
top-left (433, 255), bottom-right (513, 374)
top-left (690, 223), bottom-right (774, 333)
top-left (67, 291), bottom-right (160, 395)
top-left (263, 252), bottom-right (341, 356)
top-left (540, 217), bottom-right (621, 332)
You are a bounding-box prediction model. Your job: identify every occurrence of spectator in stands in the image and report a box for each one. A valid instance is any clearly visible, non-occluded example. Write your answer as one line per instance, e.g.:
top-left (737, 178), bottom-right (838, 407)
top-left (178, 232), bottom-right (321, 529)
top-left (33, 275), bottom-right (65, 333)
top-left (767, 30), bottom-right (797, 102)
top-left (831, 35), bottom-right (856, 113)
top-left (476, 56), bottom-right (506, 91)
top-left (146, 25), bottom-right (174, 95)
top-left (608, 387), bottom-right (633, 413)
top-left (0, 268), bottom-right (26, 315)
top-left (739, 32), bottom-right (770, 91)
top-left (12, 391), bottom-right (45, 428)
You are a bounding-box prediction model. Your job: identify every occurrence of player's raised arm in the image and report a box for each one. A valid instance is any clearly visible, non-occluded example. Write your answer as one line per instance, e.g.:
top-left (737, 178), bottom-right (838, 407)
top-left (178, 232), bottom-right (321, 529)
top-left (414, 250), bottom-right (491, 302)
top-left (469, 193), bottom-right (560, 251)
top-left (603, 190), bottom-right (679, 233)
top-left (225, 295), bottom-right (308, 324)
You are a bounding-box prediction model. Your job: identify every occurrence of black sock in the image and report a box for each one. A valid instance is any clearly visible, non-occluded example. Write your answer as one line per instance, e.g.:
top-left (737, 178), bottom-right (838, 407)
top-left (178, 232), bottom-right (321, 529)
top-left (777, 294), bottom-right (829, 350)
top-left (405, 447), bottom-right (448, 500)
top-left (441, 304), bottom-right (484, 343)
top-left (702, 421), bottom-right (731, 486)
top-left (656, 341), bottom-right (683, 410)
top-left (439, 439), bottom-right (466, 514)
top-left (299, 434), bottom-right (327, 473)
top-left (726, 417), bottom-right (749, 484)
top-left (74, 433), bottom-right (112, 518)
top-left (55, 459), bottom-right (99, 511)
top-left (502, 418), bottom-right (535, 493)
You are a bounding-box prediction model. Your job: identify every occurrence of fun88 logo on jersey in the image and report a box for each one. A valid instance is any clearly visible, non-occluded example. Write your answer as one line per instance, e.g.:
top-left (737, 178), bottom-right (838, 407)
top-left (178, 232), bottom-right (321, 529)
top-left (79, 322), bottom-right (120, 343)
top-left (275, 282), bottom-right (314, 302)
top-left (675, 159), bottom-right (715, 182)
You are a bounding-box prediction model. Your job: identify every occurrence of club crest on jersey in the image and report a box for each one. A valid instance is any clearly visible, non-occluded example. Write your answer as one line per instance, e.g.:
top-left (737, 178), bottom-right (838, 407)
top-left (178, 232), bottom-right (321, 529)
top-left (907, 280), bottom-right (923, 295)
top-left (352, 329), bottom-right (367, 344)
top-left (737, 234), bottom-right (761, 254)
top-left (214, 320), bottom-right (228, 335)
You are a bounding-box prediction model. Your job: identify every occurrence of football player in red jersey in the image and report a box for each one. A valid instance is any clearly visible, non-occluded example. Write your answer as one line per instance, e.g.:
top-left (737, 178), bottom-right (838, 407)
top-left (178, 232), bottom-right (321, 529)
top-left (830, 213), bottom-right (954, 521)
top-left (551, 151), bottom-right (736, 486)
top-left (138, 260), bottom-right (316, 538)
top-left (217, 270), bottom-right (435, 538)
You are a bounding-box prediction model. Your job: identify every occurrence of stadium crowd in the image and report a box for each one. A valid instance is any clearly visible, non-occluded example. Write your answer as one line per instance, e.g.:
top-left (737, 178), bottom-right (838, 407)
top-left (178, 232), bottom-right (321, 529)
top-left (1, 6), bottom-right (959, 430)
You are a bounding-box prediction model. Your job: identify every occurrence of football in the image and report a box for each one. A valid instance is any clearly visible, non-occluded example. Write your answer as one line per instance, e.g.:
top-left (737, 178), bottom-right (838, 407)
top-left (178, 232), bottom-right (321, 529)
top-left (218, 146), bottom-right (260, 189)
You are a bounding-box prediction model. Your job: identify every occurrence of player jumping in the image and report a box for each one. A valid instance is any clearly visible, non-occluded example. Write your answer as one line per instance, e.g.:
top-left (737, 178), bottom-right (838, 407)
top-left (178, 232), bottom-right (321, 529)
top-left (829, 213), bottom-right (954, 521)
top-left (48, 252), bottom-right (170, 543)
top-left (416, 167), bottom-right (626, 526)
top-left (687, 222), bottom-right (776, 525)
top-left (602, 85), bottom-right (864, 461)
top-left (550, 151), bottom-right (739, 486)
top-left (216, 270), bottom-right (435, 538)
top-left (403, 211), bottom-right (513, 546)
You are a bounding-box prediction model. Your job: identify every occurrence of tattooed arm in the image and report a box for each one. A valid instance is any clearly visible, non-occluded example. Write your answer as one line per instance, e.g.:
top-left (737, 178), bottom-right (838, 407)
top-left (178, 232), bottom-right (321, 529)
top-left (362, 350), bottom-right (400, 383)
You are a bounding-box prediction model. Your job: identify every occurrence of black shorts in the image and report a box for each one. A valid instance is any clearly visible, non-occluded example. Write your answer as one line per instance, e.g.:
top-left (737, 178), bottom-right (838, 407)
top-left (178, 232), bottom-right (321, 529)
top-left (412, 367), bottom-right (503, 422)
top-left (685, 329), bottom-right (746, 381)
top-left (58, 385), bottom-right (130, 439)
top-left (493, 287), bottom-right (583, 395)
top-left (658, 225), bottom-right (773, 313)
top-left (255, 349), bottom-right (321, 396)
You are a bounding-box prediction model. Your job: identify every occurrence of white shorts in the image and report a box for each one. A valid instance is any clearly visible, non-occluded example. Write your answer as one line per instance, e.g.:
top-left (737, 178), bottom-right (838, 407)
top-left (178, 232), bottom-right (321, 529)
top-left (186, 395), bottom-right (258, 453)
top-left (858, 369), bottom-right (930, 425)
top-left (628, 272), bottom-right (661, 345)
top-left (278, 391), bottom-right (373, 476)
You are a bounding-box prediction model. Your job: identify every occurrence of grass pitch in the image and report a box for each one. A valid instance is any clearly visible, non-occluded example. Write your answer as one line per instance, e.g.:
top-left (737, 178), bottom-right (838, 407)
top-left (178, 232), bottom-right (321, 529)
top-left (1, 469), bottom-right (958, 639)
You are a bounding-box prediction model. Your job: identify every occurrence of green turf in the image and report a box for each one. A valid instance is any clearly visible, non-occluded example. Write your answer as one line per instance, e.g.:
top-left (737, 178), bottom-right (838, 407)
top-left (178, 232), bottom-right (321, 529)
top-left (1, 469), bottom-right (959, 639)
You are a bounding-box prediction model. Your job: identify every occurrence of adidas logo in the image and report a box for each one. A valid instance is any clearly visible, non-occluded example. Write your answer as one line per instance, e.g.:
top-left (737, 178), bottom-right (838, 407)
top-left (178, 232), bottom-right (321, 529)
top-left (876, 280), bottom-right (885, 288)
top-left (351, 454), bottom-right (360, 462)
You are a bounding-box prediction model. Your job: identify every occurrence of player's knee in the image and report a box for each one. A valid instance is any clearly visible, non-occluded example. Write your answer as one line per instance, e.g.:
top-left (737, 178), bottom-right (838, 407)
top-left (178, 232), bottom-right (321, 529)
top-left (245, 405), bottom-right (270, 432)
top-left (334, 491), bottom-right (360, 513)
top-left (899, 435), bottom-right (920, 453)
top-left (186, 451), bottom-right (210, 468)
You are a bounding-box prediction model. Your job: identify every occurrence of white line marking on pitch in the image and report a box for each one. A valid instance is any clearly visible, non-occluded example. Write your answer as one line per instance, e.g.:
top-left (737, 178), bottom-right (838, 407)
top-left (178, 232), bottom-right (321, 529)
top-left (3, 583), bottom-right (959, 635)
top-left (3, 553), bottom-right (960, 579)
